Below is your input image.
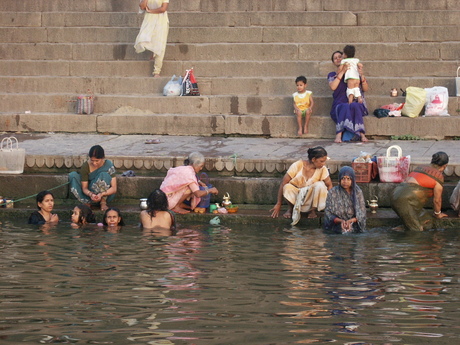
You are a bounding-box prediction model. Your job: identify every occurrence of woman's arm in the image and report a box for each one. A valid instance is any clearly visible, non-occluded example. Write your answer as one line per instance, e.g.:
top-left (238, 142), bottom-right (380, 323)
top-left (358, 63), bottom-right (369, 92)
top-left (329, 64), bottom-right (347, 91)
top-left (324, 176), bottom-right (333, 190)
top-left (270, 173), bottom-right (292, 218)
top-left (433, 182), bottom-right (448, 218)
top-left (139, 0), bottom-right (149, 10)
top-left (146, 2), bottom-right (169, 13)
top-left (193, 186), bottom-right (218, 198)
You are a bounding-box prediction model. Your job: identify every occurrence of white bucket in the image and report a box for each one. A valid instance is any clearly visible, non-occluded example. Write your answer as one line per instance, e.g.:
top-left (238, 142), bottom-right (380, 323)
top-left (457, 66), bottom-right (460, 97)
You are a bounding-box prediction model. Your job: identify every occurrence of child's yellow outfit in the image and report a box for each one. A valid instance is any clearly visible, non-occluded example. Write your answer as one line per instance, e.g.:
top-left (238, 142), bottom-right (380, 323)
top-left (293, 90), bottom-right (313, 117)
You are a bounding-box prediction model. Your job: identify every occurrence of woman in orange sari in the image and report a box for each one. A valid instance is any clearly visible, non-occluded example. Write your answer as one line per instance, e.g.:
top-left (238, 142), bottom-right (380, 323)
top-left (391, 151), bottom-right (449, 231)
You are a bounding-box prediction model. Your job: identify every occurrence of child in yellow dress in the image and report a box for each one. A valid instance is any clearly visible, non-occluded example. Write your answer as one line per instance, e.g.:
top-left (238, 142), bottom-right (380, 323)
top-left (292, 76), bottom-right (314, 136)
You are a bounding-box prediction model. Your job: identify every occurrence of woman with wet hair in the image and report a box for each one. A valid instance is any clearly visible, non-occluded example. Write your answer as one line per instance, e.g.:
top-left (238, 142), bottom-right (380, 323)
top-left (391, 151), bottom-right (449, 231)
top-left (270, 146), bottom-right (333, 225)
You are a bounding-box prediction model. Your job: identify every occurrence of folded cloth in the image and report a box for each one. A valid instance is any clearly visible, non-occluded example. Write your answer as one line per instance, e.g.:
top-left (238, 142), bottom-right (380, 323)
top-left (121, 170), bottom-right (136, 177)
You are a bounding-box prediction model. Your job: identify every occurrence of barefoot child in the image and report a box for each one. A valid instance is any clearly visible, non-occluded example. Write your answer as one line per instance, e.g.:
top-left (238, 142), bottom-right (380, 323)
top-left (341, 45), bottom-right (363, 104)
top-left (292, 76), bottom-right (314, 136)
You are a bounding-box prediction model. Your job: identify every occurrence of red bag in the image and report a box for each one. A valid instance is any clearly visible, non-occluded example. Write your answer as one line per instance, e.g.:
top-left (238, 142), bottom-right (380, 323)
top-left (180, 68), bottom-right (200, 96)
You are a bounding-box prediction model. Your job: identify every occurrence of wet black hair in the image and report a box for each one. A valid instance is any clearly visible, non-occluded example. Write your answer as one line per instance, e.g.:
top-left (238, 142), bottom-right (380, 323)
top-left (331, 50), bottom-right (343, 62)
top-left (75, 204), bottom-right (96, 224)
top-left (102, 207), bottom-right (125, 226)
top-left (343, 45), bottom-right (355, 58)
top-left (295, 76), bottom-right (307, 84)
top-left (36, 190), bottom-right (54, 210)
top-left (147, 189), bottom-right (169, 218)
top-left (431, 151), bottom-right (449, 167)
top-left (307, 146), bottom-right (328, 161)
top-left (88, 145), bottom-right (105, 159)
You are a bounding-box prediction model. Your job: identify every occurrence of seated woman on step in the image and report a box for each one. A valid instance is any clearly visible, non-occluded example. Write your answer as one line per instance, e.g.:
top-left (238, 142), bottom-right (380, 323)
top-left (391, 151), bottom-right (449, 231)
top-left (270, 146), bottom-right (333, 225)
top-left (160, 152), bottom-right (219, 214)
top-left (69, 145), bottom-right (117, 211)
top-left (328, 50), bottom-right (369, 143)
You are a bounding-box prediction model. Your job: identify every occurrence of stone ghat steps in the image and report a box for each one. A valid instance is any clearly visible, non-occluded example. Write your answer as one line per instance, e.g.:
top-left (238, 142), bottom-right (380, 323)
top-left (1, 76), bottom-right (457, 98)
top-left (1, 112), bottom-right (459, 140)
top-left (3, 42), bottom-right (458, 63)
top-left (3, 11), bottom-right (460, 28)
top-left (2, 26), bottom-right (458, 44)
top-left (1, 91), bottom-right (458, 117)
top-left (0, 60), bottom-right (457, 79)
top-left (1, 0), bottom-right (458, 12)
top-left (1, 174), bottom-right (458, 209)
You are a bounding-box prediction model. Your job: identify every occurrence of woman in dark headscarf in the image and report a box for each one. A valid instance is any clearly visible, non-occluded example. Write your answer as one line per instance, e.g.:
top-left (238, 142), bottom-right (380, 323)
top-left (324, 166), bottom-right (366, 233)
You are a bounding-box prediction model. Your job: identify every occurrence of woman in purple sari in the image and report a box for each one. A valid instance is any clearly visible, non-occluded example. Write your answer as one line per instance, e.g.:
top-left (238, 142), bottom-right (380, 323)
top-left (327, 50), bottom-right (369, 143)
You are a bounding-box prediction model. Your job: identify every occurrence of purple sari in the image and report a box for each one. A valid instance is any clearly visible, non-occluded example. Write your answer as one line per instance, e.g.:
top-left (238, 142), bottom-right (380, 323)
top-left (327, 71), bottom-right (368, 141)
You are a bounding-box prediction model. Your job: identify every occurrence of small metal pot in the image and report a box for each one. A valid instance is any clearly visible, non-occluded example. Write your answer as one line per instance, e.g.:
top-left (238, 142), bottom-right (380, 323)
top-left (139, 198), bottom-right (148, 210)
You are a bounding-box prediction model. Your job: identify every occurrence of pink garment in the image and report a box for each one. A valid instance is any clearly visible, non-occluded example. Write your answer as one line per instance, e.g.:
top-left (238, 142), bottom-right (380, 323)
top-left (160, 165), bottom-right (200, 210)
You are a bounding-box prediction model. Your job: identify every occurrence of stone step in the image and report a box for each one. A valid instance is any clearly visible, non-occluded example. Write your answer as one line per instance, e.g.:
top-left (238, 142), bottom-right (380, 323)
top-left (2, 26), bottom-right (458, 44)
top-left (2, 0), bottom-right (457, 13)
top-left (2, 91), bottom-right (458, 117)
top-left (0, 60), bottom-right (457, 78)
top-left (0, 76), bottom-right (457, 99)
top-left (1, 112), bottom-right (459, 140)
top-left (3, 42), bottom-right (458, 63)
top-left (0, 174), bottom-right (458, 208)
top-left (3, 11), bottom-right (459, 29)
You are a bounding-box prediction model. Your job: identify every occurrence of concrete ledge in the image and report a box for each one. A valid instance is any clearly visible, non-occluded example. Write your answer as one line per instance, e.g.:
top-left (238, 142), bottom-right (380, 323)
top-left (1, 111), bottom-right (459, 140)
top-left (0, 174), bottom-right (458, 207)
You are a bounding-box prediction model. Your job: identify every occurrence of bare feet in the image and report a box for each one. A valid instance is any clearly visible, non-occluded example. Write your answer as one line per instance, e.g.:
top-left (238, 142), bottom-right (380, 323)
top-left (303, 127), bottom-right (308, 135)
top-left (100, 201), bottom-right (108, 212)
top-left (283, 210), bottom-right (292, 219)
top-left (335, 132), bottom-right (342, 143)
top-left (307, 210), bottom-right (318, 219)
top-left (360, 133), bottom-right (368, 142)
top-left (357, 96), bottom-right (363, 104)
top-left (172, 206), bottom-right (190, 214)
top-left (297, 129), bottom-right (303, 136)
top-left (153, 74), bottom-right (160, 78)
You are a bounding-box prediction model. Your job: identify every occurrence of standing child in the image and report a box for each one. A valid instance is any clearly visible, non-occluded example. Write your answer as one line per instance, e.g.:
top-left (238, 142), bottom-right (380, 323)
top-left (341, 45), bottom-right (363, 104)
top-left (293, 76), bottom-right (314, 136)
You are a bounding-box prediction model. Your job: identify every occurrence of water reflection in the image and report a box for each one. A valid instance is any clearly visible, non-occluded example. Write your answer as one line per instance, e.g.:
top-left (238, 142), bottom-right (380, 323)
top-left (0, 221), bottom-right (460, 344)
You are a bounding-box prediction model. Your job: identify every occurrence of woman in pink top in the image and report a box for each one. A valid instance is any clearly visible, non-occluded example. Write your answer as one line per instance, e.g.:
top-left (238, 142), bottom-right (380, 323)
top-left (160, 152), bottom-right (219, 214)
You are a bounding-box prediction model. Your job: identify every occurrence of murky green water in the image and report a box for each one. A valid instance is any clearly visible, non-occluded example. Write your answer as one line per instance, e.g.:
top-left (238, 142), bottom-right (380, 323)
top-left (1, 221), bottom-right (460, 344)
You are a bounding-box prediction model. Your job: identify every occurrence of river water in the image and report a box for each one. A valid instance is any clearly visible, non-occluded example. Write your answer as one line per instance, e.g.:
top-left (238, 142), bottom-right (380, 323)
top-left (1, 221), bottom-right (460, 344)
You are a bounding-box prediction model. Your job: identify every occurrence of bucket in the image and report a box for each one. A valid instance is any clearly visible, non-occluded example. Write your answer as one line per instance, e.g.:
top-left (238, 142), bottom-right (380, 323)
top-left (456, 67), bottom-right (460, 97)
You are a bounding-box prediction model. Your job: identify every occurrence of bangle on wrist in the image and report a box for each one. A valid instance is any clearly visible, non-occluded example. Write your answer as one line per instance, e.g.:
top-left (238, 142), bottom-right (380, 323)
top-left (434, 210), bottom-right (441, 215)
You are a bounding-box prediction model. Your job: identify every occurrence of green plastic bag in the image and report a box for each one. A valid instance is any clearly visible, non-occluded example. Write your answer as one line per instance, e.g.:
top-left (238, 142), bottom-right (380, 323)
top-left (401, 87), bottom-right (426, 118)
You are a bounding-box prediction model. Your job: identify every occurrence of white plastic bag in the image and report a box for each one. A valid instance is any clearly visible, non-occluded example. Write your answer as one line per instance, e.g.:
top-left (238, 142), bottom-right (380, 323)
top-left (424, 86), bottom-right (449, 116)
top-left (163, 75), bottom-right (182, 96)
